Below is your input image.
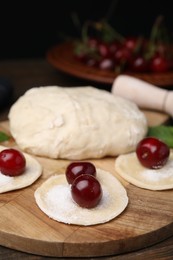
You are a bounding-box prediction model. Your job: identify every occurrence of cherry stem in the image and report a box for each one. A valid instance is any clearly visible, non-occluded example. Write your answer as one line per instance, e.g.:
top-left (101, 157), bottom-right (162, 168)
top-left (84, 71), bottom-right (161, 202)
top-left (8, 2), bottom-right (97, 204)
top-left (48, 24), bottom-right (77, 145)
top-left (150, 15), bottom-right (170, 44)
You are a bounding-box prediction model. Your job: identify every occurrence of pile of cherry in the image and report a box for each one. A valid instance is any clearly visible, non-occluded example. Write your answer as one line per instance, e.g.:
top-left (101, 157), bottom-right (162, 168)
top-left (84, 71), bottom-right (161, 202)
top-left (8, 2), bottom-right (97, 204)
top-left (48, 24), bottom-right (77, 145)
top-left (73, 16), bottom-right (173, 73)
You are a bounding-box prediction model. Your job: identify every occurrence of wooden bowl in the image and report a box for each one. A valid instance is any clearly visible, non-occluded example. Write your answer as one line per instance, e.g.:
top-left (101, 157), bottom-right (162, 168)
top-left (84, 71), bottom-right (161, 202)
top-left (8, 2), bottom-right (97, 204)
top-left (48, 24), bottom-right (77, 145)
top-left (46, 42), bottom-right (173, 87)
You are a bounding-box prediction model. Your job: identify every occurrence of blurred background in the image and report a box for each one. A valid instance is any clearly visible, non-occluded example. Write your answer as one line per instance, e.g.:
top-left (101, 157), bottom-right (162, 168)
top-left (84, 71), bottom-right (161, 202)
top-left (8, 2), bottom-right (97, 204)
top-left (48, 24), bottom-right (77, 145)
top-left (0, 0), bottom-right (172, 60)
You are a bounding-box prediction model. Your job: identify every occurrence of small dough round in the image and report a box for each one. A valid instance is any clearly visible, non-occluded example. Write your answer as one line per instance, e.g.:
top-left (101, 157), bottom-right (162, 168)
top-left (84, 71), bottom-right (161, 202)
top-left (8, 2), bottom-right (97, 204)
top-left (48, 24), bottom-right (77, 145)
top-left (115, 151), bottom-right (173, 190)
top-left (8, 86), bottom-right (147, 160)
top-left (34, 169), bottom-right (128, 226)
top-left (0, 145), bottom-right (42, 193)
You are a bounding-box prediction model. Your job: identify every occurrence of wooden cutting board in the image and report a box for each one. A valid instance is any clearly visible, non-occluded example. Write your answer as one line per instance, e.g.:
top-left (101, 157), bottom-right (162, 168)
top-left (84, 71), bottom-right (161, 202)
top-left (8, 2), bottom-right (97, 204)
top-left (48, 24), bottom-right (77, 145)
top-left (0, 111), bottom-right (173, 258)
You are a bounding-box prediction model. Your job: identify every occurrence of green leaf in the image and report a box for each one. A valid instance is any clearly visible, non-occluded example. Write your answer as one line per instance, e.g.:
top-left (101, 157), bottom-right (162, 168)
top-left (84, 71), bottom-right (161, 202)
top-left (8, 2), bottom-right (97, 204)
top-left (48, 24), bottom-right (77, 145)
top-left (147, 125), bottom-right (173, 147)
top-left (0, 131), bottom-right (10, 142)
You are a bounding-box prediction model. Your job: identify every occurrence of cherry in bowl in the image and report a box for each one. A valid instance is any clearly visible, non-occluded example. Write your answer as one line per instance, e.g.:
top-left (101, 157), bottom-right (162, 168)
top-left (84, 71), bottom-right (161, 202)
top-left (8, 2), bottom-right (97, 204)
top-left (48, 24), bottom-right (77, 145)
top-left (71, 174), bottom-right (102, 208)
top-left (0, 148), bottom-right (26, 176)
top-left (136, 137), bottom-right (170, 169)
top-left (65, 161), bottom-right (96, 184)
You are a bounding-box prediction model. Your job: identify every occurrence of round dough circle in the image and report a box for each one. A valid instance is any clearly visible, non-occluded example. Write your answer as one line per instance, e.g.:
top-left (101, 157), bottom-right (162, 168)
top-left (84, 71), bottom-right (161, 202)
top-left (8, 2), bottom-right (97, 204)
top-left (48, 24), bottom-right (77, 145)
top-left (34, 169), bottom-right (128, 226)
top-left (115, 150), bottom-right (173, 190)
top-left (8, 86), bottom-right (147, 160)
top-left (0, 145), bottom-right (42, 193)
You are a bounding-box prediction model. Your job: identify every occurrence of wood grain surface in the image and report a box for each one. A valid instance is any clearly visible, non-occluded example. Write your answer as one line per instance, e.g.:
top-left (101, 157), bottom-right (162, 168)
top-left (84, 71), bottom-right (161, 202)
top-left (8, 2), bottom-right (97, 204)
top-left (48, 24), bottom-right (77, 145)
top-left (46, 42), bottom-right (173, 87)
top-left (0, 111), bottom-right (173, 258)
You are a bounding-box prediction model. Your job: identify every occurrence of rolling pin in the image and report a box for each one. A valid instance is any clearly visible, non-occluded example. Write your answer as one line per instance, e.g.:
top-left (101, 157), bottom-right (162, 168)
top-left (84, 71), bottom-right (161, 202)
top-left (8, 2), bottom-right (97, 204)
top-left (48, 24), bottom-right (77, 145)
top-left (111, 75), bottom-right (173, 117)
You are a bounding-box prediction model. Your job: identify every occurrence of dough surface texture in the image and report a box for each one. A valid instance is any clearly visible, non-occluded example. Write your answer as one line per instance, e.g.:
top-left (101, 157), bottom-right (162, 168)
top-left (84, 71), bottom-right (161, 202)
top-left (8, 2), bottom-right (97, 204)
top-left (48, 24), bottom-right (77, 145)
top-left (34, 168), bottom-right (128, 226)
top-left (0, 145), bottom-right (42, 193)
top-left (8, 86), bottom-right (147, 159)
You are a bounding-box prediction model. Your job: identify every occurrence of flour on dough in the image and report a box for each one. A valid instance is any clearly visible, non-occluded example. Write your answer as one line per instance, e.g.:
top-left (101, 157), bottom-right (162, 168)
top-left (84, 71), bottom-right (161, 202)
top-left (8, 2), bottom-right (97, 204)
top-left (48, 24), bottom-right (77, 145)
top-left (115, 151), bottom-right (173, 190)
top-left (34, 168), bottom-right (128, 226)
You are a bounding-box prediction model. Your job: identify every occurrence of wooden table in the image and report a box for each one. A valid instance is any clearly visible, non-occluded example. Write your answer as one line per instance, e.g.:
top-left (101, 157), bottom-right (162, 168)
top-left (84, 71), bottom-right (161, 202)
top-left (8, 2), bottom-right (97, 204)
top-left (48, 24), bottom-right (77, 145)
top-left (0, 58), bottom-right (173, 260)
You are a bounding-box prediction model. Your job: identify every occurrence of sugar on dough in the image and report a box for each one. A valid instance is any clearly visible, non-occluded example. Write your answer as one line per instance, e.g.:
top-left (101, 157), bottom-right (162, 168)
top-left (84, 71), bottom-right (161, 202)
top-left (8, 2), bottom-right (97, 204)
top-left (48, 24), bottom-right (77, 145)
top-left (0, 145), bottom-right (42, 193)
top-left (8, 86), bottom-right (147, 160)
top-left (115, 151), bottom-right (173, 190)
top-left (34, 168), bottom-right (129, 226)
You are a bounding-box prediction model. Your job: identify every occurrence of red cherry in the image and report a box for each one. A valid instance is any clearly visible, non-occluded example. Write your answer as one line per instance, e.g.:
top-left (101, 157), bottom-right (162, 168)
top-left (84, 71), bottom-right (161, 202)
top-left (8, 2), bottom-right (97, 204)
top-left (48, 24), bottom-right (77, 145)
top-left (136, 137), bottom-right (170, 169)
top-left (99, 58), bottom-right (115, 70)
top-left (114, 46), bottom-right (132, 63)
top-left (129, 55), bottom-right (149, 72)
top-left (98, 42), bottom-right (111, 58)
top-left (124, 37), bottom-right (139, 51)
top-left (0, 148), bottom-right (26, 176)
top-left (149, 55), bottom-right (171, 73)
top-left (65, 161), bottom-right (96, 184)
top-left (109, 41), bottom-right (120, 54)
top-left (71, 174), bottom-right (102, 208)
top-left (86, 57), bottom-right (99, 67)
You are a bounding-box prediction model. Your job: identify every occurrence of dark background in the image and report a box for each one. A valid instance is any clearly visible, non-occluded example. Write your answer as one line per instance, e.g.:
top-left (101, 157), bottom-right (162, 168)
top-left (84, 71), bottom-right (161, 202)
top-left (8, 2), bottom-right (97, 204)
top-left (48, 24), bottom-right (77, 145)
top-left (0, 0), bottom-right (173, 60)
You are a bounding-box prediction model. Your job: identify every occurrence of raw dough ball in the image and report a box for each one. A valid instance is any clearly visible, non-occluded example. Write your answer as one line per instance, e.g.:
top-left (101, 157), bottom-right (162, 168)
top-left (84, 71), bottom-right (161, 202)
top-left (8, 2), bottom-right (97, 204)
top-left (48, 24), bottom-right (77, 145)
top-left (8, 86), bottom-right (147, 159)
